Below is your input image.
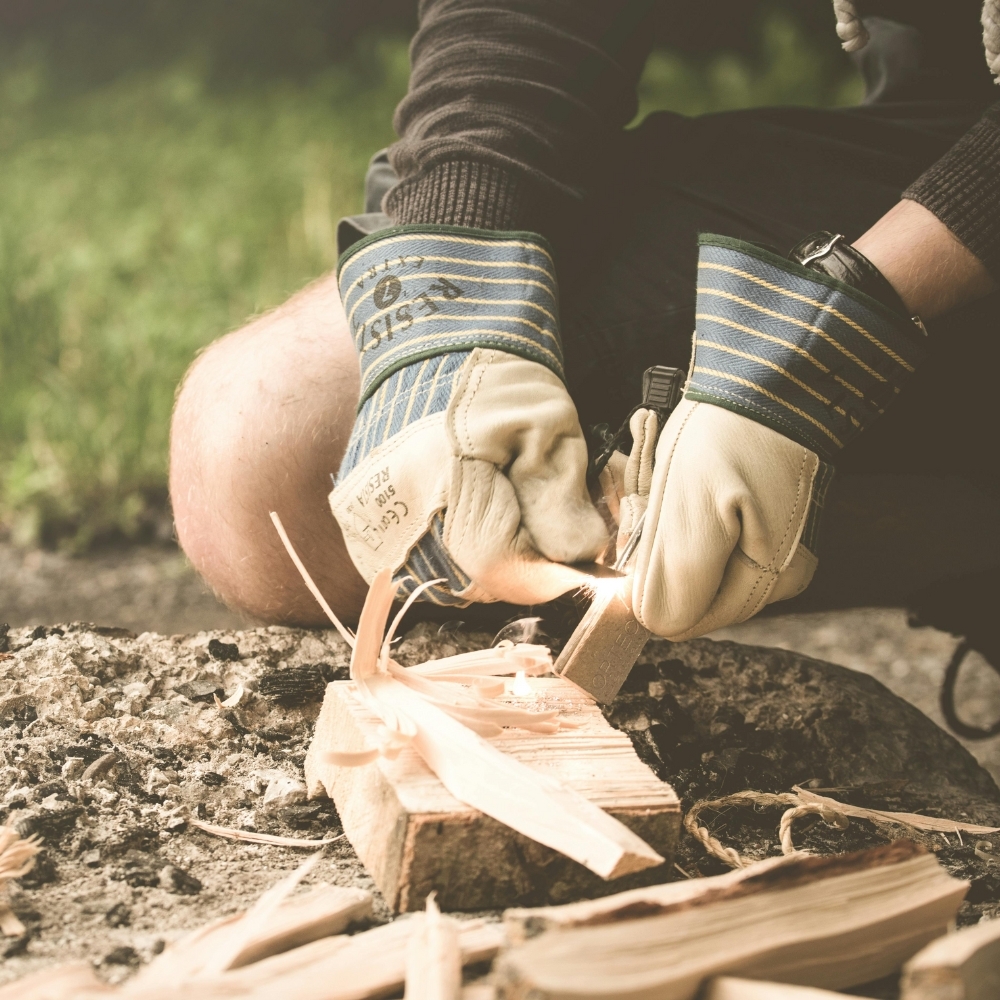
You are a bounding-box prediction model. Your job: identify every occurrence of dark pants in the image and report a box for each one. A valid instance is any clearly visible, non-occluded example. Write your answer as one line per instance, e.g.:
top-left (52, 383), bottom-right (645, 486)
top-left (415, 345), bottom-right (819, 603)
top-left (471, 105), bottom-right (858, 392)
top-left (356, 18), bottom-right (1000, 614)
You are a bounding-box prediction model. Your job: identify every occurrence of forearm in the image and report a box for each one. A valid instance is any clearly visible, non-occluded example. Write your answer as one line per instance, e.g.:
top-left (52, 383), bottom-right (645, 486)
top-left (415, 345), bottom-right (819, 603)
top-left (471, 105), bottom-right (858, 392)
top-left (385, 0), bottom-right (657, 232)
top-left (855, 101), bottom-right (1000, 321)
top-left (853, 199), bottom-right (996, 320)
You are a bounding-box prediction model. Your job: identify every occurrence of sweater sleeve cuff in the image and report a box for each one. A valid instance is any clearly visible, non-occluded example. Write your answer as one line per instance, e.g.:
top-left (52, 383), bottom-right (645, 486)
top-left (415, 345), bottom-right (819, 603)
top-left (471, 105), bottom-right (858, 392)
top-left (382, 160), bottom-right (535, 232)
top-left (903, 105), bottom-right (1000, 279)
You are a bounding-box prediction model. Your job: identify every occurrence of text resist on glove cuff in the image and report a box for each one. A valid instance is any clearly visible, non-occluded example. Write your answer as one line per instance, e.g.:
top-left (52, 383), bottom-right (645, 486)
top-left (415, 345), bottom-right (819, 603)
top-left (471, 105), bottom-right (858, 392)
top-left (338, 224), bottom-right (564, 410)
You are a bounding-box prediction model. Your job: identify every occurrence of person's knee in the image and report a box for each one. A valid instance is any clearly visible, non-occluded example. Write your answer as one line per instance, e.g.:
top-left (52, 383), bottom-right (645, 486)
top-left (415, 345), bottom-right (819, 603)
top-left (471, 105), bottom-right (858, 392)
top-left (170, 273), bottom-right (368, 626)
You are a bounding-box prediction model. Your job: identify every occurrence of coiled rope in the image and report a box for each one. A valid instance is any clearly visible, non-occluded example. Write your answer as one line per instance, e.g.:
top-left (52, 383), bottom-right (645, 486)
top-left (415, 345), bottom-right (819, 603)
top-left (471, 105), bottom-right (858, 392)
top-left (983, 0), bottom-right (1000, 81)
top-left (833, 1), bottom-right (1000, 83)
top-left (832, 0), bottom-right (869, 53)
top-left (684, 791), bottom-right (850, 869)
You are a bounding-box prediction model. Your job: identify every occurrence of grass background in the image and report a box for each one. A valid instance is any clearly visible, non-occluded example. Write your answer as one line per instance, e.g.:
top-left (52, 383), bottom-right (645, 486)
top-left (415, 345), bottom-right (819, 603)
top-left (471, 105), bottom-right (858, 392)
top-left (0, 2), bottom-right (862, 550)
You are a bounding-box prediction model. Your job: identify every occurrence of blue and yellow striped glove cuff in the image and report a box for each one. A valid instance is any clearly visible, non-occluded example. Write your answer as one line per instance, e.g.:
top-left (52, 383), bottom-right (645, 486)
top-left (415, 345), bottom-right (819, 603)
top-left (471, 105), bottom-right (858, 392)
top-left (337, 224), bottom-right (564, 411)
top-left (688, 234), bottom-right (928, 462)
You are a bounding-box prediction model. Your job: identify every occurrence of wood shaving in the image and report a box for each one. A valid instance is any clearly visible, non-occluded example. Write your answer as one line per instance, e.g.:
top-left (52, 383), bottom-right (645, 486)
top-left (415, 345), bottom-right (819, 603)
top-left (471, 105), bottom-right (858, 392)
top-left (188, 818), bottom-right (344, 849)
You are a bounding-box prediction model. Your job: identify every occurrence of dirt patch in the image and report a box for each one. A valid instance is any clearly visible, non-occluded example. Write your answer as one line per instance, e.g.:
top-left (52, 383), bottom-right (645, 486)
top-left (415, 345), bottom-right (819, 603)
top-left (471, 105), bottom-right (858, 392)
top-left (0, 542), bottom-right (243, 635)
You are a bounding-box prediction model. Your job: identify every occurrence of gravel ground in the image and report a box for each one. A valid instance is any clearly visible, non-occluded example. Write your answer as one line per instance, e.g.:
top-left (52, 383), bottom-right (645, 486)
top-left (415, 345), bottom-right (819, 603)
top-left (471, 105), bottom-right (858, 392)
top-left (0, 622), bottom-right (365, 986)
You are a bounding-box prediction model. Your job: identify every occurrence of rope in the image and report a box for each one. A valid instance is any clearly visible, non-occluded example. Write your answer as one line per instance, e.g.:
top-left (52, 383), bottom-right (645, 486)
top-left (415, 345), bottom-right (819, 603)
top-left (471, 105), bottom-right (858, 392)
top-left (983, 0), bottom-right (1000, 81)
top-left (684, 791), bottom-right (802, 869)
top-left (778, 802), bottom-right (851, 856)
top-left (686, 792), bottom-right (852, 869)
top-left (832, 0), bottom-right (869, 53)
top-left (831, 1), bottom-right (1000, 82)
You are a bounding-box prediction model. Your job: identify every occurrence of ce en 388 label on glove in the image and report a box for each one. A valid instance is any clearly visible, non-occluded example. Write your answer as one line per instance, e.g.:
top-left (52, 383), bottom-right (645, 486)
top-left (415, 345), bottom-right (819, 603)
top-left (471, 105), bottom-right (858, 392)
top-left (333, 411), bottom-right (453, 573)
top-left (348, 466), bottom-right (407, 552)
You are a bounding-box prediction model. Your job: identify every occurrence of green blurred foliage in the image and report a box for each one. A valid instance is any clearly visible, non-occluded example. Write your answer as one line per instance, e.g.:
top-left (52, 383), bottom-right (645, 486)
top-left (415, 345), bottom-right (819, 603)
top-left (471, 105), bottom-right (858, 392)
top-left (634, 11), bottom-right (863, 122)
top-left (0, 7), bottom-right (862, 551)
top-left (0, 37), bottom-right (409, 549)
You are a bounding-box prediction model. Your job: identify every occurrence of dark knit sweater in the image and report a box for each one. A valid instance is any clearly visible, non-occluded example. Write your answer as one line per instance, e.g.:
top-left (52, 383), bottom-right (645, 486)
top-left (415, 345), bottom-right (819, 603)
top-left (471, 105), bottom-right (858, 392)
top-left (384, 0), bottom-right (1000, 280)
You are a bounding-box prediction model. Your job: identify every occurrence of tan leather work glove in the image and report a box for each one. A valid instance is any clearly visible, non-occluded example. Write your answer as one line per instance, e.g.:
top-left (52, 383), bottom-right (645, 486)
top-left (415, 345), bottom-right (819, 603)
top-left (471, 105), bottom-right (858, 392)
top-left (330, 225), bottom-right (607, 607)
top-left (624, 234), bottom-right (928, 640)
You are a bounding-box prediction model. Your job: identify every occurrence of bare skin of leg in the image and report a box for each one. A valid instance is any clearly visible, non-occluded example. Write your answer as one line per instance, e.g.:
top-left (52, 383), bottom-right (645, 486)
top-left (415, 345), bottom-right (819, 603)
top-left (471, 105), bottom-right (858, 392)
top-left (170, 271), bottom-right (369, 627)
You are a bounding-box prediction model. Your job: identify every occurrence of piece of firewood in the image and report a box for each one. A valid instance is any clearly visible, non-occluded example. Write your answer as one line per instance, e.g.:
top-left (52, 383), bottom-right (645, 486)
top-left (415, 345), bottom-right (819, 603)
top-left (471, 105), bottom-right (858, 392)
top-left (278, 527), bottom-right (672, 905)
top-left (900, 916), bottom-right (1000, 1000)
top-left (494, 842), bottom-right (967, 1000)
top-left (118, 916), bottom-right (502, 1000)
top-left (211, 915), bottom-right (503, 1000)
top-left (555, 584), bottom-right (650, 704)
top-left (705, 979), bottom-right (853, 999)
top-left (504, 854), bottom-right (790, 943)
top-left (130, 881), bottom-right (372, 984)
top-left (305, 675), bottom-right (679, 911)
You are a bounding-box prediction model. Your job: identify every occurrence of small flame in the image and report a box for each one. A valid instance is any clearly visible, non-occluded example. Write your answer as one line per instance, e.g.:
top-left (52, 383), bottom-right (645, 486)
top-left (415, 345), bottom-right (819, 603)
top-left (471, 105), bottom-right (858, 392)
top-left (511, 670), bottom-right (533, 697)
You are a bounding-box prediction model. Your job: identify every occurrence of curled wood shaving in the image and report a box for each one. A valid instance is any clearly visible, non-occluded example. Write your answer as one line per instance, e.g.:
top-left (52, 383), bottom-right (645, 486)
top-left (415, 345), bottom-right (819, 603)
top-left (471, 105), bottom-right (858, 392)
top-left (0, 825), bottom-right (42, 937)
top-left (220, 683), bottom-right (245, 708)
top-left (270, 510), bottom-right (568, 749)
top-left (189, 818), bottom-right (344, 849)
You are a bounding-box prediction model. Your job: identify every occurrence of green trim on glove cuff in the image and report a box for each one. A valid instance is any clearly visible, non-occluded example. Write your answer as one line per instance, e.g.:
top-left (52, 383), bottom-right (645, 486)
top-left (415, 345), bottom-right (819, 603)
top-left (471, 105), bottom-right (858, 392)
top-left (686, 234), bottom-right (928, 462)
top-left (337, 224), bottom-right (564, 410)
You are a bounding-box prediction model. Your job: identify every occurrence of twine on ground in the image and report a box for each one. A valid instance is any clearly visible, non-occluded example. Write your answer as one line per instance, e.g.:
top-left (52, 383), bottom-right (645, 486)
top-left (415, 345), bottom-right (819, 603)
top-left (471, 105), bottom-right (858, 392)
top-left (685, 791), bottom-right (811, 869)
top-left (685, 786), bottom-right (998, 869)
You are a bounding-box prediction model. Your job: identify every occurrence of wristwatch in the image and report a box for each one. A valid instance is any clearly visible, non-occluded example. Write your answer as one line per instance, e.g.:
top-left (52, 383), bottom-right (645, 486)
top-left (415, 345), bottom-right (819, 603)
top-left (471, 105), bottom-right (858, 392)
top-left (789, 231), bottom-right (927, 337)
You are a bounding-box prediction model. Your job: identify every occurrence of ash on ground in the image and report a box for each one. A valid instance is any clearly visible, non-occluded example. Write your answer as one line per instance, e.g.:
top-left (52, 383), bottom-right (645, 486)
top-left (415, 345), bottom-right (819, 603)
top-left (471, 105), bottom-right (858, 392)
top-left (3, 621), bottom-right (1000, 990)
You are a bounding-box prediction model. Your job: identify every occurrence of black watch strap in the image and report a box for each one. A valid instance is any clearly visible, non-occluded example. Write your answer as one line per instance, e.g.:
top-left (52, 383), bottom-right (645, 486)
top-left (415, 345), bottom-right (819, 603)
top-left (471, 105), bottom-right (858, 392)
top-left (788, 231), bottom-right (924, 334)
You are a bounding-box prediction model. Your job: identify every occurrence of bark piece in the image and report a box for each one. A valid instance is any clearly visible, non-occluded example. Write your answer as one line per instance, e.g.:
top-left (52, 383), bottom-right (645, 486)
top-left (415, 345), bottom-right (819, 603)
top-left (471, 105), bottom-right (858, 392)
top-left (306, 677), bottom-right (679, 912)
top-left (494, 843), bottom-right (967, 1000)
top-left (901, 916), bottom-right (1000, 999)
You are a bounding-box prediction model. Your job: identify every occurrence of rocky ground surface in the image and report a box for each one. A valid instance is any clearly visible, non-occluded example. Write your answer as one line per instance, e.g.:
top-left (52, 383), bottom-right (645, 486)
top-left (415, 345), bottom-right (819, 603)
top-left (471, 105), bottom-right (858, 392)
top-left (3, 619), bottom-right (1000, 994)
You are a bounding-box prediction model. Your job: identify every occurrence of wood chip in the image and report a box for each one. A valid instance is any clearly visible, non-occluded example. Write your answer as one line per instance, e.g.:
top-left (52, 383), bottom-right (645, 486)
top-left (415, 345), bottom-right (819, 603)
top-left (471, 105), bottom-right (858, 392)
top-left (901, 916), bottom-right (1000, 999)
top-left (0, 824), bottom-right (42, 938)
top-left (404, 895), bottom-right (462, 1000)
